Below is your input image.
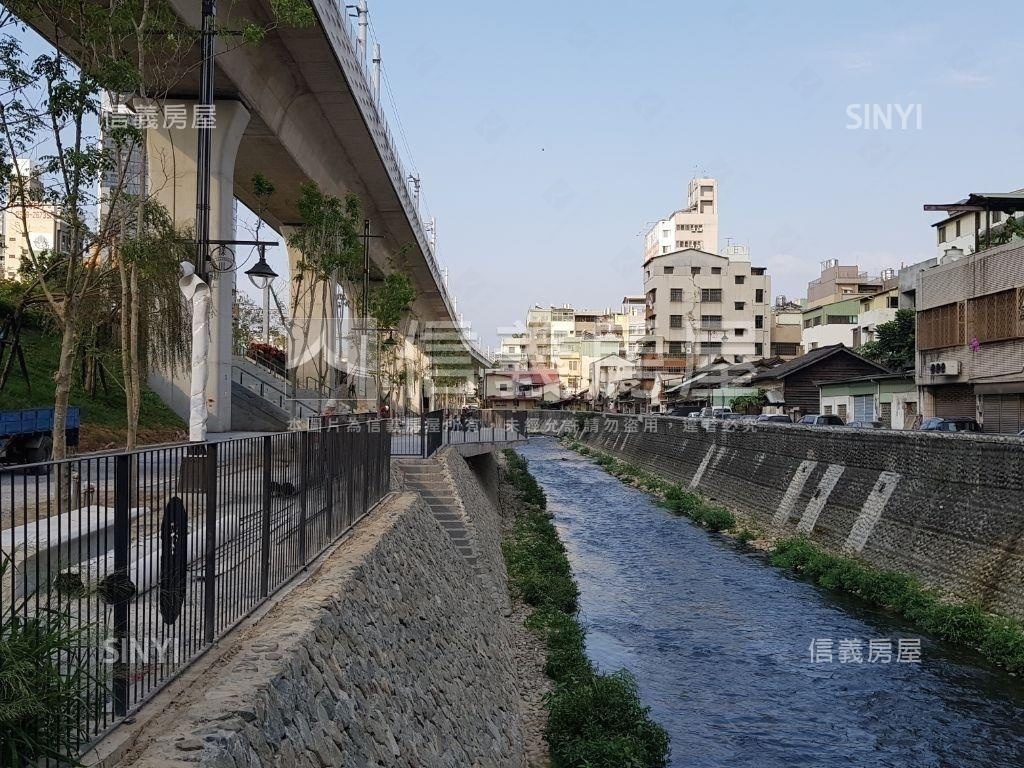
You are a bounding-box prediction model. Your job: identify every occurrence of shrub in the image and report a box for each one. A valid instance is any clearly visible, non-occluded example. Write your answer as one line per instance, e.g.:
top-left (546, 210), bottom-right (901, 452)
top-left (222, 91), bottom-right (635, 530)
top-left (547, 671), bottom-right (671, 768)
top-left (0, 556), bottom-right (98, 766)
top-left (662, 485), bottom-right (702, 513)
top-left (691, 505), bottom-right (734, 532)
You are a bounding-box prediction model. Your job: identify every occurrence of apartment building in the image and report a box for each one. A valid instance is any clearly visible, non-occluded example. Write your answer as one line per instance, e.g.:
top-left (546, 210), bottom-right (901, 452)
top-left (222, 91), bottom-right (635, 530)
top-left (1, 159), bottom-right (64, 281)
top-left (621, 295), bottom-right (646, 359)
top-left (641, 246), bottom-right (771, 380)
top-left (928, 189), bottom-right (1024, 258)
top-left (511, 304), bottom-right (629, 395)
top-left (643, 178), bottom-right (719, 262)
top-left (805, 260), bottom-right (888, 310)
top-left (771, 297), bottom-right (804, 359)
top-left (915, 239), bottom-right (1024, 433)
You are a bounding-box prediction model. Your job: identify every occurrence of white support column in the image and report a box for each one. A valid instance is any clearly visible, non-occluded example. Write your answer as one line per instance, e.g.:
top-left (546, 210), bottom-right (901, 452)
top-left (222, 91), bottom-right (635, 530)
top-left (144, 100), bottom-right (250, 433)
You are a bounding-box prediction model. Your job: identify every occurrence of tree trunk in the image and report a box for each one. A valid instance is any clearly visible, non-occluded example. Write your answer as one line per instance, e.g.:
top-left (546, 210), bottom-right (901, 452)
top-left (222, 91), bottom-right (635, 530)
top-left (51, 315), bottom-right (78, 462)
top-left (127, 264), bottom-right (141, 450)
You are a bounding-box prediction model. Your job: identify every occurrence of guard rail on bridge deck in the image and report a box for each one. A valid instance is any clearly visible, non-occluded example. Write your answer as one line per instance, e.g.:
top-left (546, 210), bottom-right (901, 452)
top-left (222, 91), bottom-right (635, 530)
top-left (312, 409), bottom-right (529, 459)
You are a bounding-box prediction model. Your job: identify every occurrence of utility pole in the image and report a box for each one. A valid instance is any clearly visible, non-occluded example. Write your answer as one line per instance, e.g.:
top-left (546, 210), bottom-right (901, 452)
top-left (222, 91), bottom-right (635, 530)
top-left (372, 42), bottom-right (382, 104)
top-left (408, 173), bottom-right (420, 211)
top-left (357, 0), bottom-right (368, 63)
top-left (196, 0), bottom-right (216, 283)
top-left (262, 282), bottom-right (270, 344)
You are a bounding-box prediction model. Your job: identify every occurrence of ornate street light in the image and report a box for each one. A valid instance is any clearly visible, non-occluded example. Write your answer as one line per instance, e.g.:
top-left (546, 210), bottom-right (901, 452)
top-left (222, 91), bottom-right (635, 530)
top-left (244, 246), bottom-right (278, 289)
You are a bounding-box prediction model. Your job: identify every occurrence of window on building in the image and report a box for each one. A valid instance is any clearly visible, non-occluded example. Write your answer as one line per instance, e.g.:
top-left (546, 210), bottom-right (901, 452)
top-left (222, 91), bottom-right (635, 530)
top-left (826, 315), bottom-right (856, 325)
top-left (735, 328), bottom-right (746, 336)
top-left (668, 341), bottom-right (683, 354)
top-left (711, 267), bottom-right (722, 275)
top-left (754, 315), bottom-right (764, 329)
top-left (701, 185), bottom-right (713, 195)
top-left (755, 289), bottom-right (764, 303)
top-left (837, 404), bottom-right (848, 420)
top-left (702, 341), bottom-right (722, 354)
top-left (824, 405), bottom-right (833, 415)
top-left (691, 266), bottom-right (701, 275)
top-left (701, 288), bottom-right (723, 302)
top-left (754, 342), bottom-right (764, 356)
top-left (669, 315), bottom-right (683, 328)
top-left (735, 275), bottom-right (746, 285)
top-left (664, 266), bottom-right (674, 275)
top-left (938, 225), bottom-right (947, 244)
top-left (701, 315), bottom-right (722, 329)
top-left (887, 296), bottom-right (899, 309)
top-left (955, 220), bottom-right (961, 237)
top-left (670, 288), bottom-right (684, 302)
top-left (734, 301), bottom-right (745, 311)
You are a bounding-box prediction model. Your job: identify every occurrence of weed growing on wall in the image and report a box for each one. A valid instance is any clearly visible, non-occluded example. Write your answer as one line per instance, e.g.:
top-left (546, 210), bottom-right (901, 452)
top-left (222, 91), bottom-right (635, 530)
top-left (772, 538), bottom-right (1024, 672)
top-left (502, 450), bottom-right (670, 768)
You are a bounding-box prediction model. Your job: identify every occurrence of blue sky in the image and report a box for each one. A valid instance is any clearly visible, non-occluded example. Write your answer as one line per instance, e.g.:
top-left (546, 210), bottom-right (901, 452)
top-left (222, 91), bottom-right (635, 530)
top-left (12, 2), bottom-right (1024, 349)
top-left (363, 0), bottom-right (1024, 347)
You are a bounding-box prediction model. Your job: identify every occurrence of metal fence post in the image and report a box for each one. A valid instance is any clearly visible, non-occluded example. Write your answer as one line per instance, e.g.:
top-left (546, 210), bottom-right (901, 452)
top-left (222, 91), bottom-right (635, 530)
top-left (299, 430), bottom-right (309, 565)
top-left (112, 453), bottom-right (131, 717)
top-left (325, 428), bottom-right (335, 537)
top-left (203, 442), bottom-right (218, 645)
top-left (259, 436), bottom-right (272, 598)
top-left (420, 411), bottom-right (426, 457)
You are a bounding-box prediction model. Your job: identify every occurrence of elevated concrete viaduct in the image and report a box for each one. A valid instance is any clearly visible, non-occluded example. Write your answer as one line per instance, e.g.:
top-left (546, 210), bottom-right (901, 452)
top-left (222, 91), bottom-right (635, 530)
top-left (26, 0), bottom-right (490, 429)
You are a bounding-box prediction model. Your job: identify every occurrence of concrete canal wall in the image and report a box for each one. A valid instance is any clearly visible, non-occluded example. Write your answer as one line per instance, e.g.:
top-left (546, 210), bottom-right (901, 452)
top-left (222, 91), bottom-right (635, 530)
top-left (116, 450), bottom-right (527, 768)
top-left (538, 413), bottom-right (1024, 620)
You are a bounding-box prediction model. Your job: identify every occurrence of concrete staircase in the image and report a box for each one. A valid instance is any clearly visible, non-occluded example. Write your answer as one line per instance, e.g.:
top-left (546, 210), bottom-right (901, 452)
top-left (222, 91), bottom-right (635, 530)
top-left (395, 457), bottom-right (482, 574)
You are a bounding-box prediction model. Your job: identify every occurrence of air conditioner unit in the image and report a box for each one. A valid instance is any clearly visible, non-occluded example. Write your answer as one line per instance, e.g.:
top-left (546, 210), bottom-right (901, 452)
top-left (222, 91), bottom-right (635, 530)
top-left (928, 360), bottom-right (961, 376)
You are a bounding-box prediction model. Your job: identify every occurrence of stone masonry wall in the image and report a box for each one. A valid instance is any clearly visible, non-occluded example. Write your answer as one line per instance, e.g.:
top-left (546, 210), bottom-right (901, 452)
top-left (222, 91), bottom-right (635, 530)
top-left (123, 488), bottom-right (527, 768)
top-left (533, 413), bottom-right (1024, 620)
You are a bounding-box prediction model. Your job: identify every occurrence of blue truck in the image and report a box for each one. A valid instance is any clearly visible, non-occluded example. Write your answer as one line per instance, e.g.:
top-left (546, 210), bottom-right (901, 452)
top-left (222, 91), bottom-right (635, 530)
top-left (0, 406), bottom-right (81, 465)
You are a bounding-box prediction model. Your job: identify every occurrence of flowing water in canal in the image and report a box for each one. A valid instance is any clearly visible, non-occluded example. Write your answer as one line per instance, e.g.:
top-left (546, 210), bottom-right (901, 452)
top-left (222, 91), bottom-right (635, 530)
top-left (516, 439), bottom-right (1024, 768)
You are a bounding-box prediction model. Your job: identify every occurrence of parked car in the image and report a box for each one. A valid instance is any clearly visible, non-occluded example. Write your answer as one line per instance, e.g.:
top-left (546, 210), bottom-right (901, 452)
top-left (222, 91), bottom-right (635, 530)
top-left (756, 414), bottom-right (793, 424)
top-left (699, 406), bottom-right (733, 419)
top-left (798, 414), bottom-right (846, 427)
top-left (847, 420), bottom-right (885, 429)
top-left (667, 406), bottom-right (701, 418)
top-left (920, 417), bottom-right (982, 433)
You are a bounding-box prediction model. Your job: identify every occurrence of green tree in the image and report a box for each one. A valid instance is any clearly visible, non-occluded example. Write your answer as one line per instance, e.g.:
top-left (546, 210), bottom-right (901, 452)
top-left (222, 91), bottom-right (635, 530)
top-left (858, 308), bottom-right (915, 371)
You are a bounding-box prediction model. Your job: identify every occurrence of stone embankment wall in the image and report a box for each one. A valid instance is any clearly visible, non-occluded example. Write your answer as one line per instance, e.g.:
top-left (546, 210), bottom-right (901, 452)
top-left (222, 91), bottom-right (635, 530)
top-left (539, 413), bottom-right (1024, 620)
top-left (120, 449), bottom-right (528, 768)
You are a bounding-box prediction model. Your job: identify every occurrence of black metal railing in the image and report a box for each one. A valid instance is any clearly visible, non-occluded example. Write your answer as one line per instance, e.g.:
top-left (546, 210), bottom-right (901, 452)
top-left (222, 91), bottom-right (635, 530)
top-left (381, 408), bottom-right (528, 458)
top-left (0, 423), bottom-right (390, 764)
top-left (442, 409), bottom-right (528, 448)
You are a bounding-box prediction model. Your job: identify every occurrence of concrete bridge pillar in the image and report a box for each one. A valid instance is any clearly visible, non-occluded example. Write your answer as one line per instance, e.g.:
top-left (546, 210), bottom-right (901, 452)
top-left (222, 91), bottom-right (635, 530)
top-left (144, 100), bottom-right (251, 433)
top-left (283, 232), bottom-right (347, 411)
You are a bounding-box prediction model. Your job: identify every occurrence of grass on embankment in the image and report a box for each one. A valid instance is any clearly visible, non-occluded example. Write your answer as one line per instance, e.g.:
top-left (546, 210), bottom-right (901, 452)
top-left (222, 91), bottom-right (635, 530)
top-left (501, 449), bottom-right (670, 768)
top-left (2, 328), bottom-right (185, 450)
top-left (771, 538), bottom-right (1024, 672)
top-left (560, 436), bottom-right (1024, 675)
